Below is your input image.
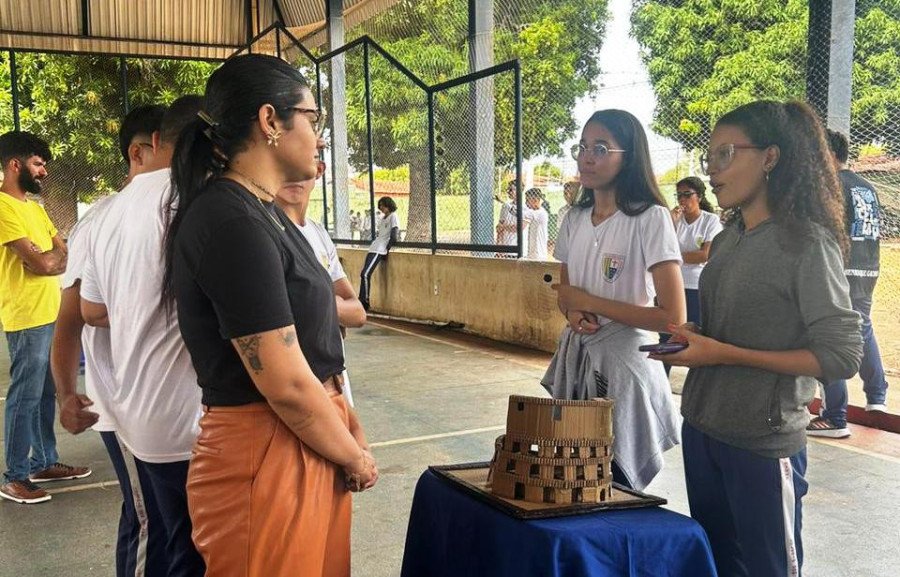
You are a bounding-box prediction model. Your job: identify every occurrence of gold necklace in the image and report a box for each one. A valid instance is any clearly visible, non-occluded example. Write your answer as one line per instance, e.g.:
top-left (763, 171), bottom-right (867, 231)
top-left (228, 171), bottom-right (285, 232)
top-left (230, 169), bottom-right (277, 201)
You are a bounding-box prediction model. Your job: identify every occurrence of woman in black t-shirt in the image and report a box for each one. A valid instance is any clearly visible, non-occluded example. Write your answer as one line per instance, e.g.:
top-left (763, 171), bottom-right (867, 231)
top-left (162, 54), bottom-right (378, 577)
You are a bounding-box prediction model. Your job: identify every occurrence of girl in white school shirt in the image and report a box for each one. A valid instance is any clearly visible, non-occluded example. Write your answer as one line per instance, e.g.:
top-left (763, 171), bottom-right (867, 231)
top-left (544, 109), bottom-right (685, 490)
top-left (359, 196), bottom-right (399, 311)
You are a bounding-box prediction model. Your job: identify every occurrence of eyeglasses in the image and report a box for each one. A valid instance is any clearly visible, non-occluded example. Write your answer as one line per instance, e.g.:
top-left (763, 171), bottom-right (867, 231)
top-left (676, 191), bottom-right (697, 199)
top-left (286, 107), bottom-right (328, 137)
top-left (570, 142), bottom-right (627, 161)
top-left (700, 143), bottom-right (768, 175)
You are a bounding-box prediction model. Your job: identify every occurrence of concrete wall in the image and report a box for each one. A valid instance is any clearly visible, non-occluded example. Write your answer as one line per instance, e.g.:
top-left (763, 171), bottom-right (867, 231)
top-left (339, 248), bottom-right (567, 352)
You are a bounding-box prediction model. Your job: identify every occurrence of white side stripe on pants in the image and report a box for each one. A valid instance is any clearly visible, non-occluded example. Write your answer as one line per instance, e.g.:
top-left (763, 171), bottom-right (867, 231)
top-left (778, 457), bottom-right (800, 577)
top-left (120, 437), bottom-right (150, 577)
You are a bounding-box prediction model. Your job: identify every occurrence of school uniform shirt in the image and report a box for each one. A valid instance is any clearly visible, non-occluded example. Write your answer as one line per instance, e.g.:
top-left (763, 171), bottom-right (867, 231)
top-left (368, 212), bottom-right (400, 255)
top-left (61, 196), bottom-right (117, 432)
top-left (554, 205), bottom-right (682, 324)
top-left (675, 211), bottom-right (723, 290)
top-left (80, 168), bottom-right (202, 463)
top-left (294, 217), bottom-right (357, 408)
top-left (525, 206), bottom-right (549, 260)
top-left (295, 219), bottom-right (346, 282)
top-left (497, 201), bottom-right (517, 246)
top-left (0, 193), bottom-right (61, 331)
top-left (173, 179), bottom-right (344, 407)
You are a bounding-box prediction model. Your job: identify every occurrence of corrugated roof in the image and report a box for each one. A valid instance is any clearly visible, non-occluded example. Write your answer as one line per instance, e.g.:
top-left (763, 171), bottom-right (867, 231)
top-left (0, 1), bottom-right (390, 60)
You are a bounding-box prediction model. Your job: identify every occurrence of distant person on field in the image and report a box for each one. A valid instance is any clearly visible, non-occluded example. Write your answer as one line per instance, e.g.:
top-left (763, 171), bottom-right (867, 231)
top-left (557, 180), bottom-right (579, 227)
top-left (524, 188), bottom-right (549, 260)
top-left (495, 180), bottom-right (519, 253)
top-left (808, 129), bottom-right (889, 438)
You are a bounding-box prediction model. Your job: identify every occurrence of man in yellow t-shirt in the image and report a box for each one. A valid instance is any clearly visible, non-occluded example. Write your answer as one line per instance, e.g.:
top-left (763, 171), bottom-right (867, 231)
top-left (0, 131), bottom-right (90, 505)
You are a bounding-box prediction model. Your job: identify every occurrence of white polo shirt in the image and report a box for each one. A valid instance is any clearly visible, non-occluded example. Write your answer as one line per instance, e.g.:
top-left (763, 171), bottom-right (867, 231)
top-left (554, 205), bottom-right (681, 324)
top-left (369, 212), bottom-right (400, 255)
top-left (675, 211), bottom-right (723, 290)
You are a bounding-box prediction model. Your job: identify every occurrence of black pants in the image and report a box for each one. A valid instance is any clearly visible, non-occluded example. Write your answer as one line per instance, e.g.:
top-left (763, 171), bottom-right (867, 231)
top-left (359, 252), bottom-right (386, 309)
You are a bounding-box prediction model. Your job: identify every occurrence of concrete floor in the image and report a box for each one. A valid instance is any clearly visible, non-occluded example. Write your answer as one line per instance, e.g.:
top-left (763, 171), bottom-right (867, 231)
top-left (1, 319), bottom-right (899, 576)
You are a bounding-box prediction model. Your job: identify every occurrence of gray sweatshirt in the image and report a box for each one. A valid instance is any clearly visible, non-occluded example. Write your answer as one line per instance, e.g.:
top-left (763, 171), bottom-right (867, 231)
top-left (682, 220), bottom-right (862, 458)
top-left (541, 322), bottom-right (681, 490)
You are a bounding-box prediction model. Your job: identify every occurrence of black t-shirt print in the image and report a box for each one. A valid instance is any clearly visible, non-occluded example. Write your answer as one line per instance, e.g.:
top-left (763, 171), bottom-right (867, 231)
top-left (173, 178), bottom-right (344, 406)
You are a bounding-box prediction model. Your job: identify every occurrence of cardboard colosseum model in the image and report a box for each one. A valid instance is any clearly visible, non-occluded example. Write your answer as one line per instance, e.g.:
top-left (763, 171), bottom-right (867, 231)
top-left (489, 395), bottom-right (615, 504)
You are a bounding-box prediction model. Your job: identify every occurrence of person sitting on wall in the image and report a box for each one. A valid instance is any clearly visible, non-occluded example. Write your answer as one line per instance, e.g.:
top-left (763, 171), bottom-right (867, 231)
top-left (359, 196), bottom-right (399, 311)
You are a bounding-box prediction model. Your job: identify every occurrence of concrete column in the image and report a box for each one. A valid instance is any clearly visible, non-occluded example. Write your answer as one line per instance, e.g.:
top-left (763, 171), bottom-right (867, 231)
top-left (828, 0), bottom-right (856, 135)
top-left (468, 0), bottom-right (495, 246)
top-left (327, 0), bottom-right (350, 237)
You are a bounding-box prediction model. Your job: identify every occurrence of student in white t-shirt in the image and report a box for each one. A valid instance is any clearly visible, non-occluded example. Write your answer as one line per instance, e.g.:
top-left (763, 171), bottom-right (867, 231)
top-left (547, 109), bottom-right (686, 489)
top-left (359, 196), bottom-right (399, 311)
top-left (80, 97), bottom-right (205, 576)
top-left (51, 104), bottom-right (172, 575)
top-left (523, 187), bottom-right (549, 260)
top-left (659, 176), bottom-right (723, 373)
top-left (277, 164), bottom-right (367, 408)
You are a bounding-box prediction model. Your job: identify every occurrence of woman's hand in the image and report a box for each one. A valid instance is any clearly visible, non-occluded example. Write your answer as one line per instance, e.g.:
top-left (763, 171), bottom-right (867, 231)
top-left (344, 449), bottom-right (379, 492)
top-left (671, 206), bottom-right (683, 224)
top-left (566, 310), bottom-right (601, 335)
top-left (649, 323), bottom-right (723, 368)
top-left (552, 283), bottom-right (592, 313)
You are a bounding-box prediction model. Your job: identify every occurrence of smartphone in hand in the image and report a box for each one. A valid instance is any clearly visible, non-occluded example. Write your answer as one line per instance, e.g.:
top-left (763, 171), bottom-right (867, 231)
top-left (638, 342), bottom-right (688, 355)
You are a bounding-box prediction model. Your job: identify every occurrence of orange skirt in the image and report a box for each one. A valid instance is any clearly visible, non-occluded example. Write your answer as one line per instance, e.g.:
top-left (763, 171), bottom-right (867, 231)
top-left (187, 392), bottom-right (352, 577)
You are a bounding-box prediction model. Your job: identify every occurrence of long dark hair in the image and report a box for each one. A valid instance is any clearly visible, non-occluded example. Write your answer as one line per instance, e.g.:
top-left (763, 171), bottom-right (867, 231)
top-left (676, 176), bottom-right (715, 213)
top-left (162, 54), bottom-right (312, 306)
top-left (715, 100), bottom-right (847, 256)
top-left (575, 109), bottom-right (667, 216)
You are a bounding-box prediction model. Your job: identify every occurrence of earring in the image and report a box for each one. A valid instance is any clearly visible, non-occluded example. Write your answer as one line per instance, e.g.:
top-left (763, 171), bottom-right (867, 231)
top-left (764, 170), bottom-right (770, 182)
top-left (266, 128), bottom-right (283, 147)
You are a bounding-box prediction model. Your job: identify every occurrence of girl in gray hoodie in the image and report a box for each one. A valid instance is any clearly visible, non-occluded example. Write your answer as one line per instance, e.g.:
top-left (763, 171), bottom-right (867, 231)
top-left (655, 100), bottom-right (862, 577)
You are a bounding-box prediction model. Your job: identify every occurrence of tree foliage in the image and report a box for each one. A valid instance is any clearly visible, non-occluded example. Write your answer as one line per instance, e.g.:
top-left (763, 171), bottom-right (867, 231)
top-left (0, 53), bottom-right (216, 230)
top-left (632, 0), bottom-right (900, 151)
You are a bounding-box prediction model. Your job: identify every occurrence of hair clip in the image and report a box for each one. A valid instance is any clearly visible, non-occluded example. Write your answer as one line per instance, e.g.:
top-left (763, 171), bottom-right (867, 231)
top-left (197, 110), bottom-right (219, 128)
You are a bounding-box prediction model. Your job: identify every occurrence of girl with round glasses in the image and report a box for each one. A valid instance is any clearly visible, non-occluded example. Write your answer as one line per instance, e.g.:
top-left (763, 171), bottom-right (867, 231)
top-left (656, 100), bottom-right (862, 577)
top-left (543, 109), bottom-right (684, 490)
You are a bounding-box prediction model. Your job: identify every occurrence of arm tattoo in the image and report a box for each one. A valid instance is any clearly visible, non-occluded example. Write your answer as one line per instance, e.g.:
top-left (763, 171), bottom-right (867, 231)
top-left (276, 327), bottom-right (297, 348)
top-left (235, 335), bottom-right (264, 374)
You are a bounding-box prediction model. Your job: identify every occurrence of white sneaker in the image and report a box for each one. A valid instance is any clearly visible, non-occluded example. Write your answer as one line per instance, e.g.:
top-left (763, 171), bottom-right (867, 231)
top-left (865, 403), bottom-right (887, 413)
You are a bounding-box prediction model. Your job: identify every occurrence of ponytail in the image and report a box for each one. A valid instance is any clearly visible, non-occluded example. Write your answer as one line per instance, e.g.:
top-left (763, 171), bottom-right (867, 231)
top-left (160, 54), bottom-right (312, 309)
top-left (161, 116), bottom-right (223, 308)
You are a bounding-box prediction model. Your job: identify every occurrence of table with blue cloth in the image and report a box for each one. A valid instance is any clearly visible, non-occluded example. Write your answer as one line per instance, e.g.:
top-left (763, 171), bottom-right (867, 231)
top-left (401, 469), bottom-right (717, 577)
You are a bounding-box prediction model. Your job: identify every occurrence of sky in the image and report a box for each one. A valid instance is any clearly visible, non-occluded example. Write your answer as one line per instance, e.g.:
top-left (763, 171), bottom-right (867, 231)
top-left (562, 0), bottom-right (683, 178)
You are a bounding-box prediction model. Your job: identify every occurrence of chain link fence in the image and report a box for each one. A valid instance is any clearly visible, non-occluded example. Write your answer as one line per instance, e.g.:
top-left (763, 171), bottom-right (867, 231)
top-left (0, 51), bottom-right (217, 236)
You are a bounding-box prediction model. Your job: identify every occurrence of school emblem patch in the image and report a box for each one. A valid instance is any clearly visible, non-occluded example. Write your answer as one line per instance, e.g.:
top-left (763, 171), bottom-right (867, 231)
top-left (601, 253), bottom-right (625, 282)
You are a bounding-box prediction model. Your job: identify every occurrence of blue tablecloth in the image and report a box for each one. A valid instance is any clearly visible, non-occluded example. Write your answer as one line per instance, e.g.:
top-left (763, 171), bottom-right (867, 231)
top-left (401, 469), bottom-right (717, 577)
